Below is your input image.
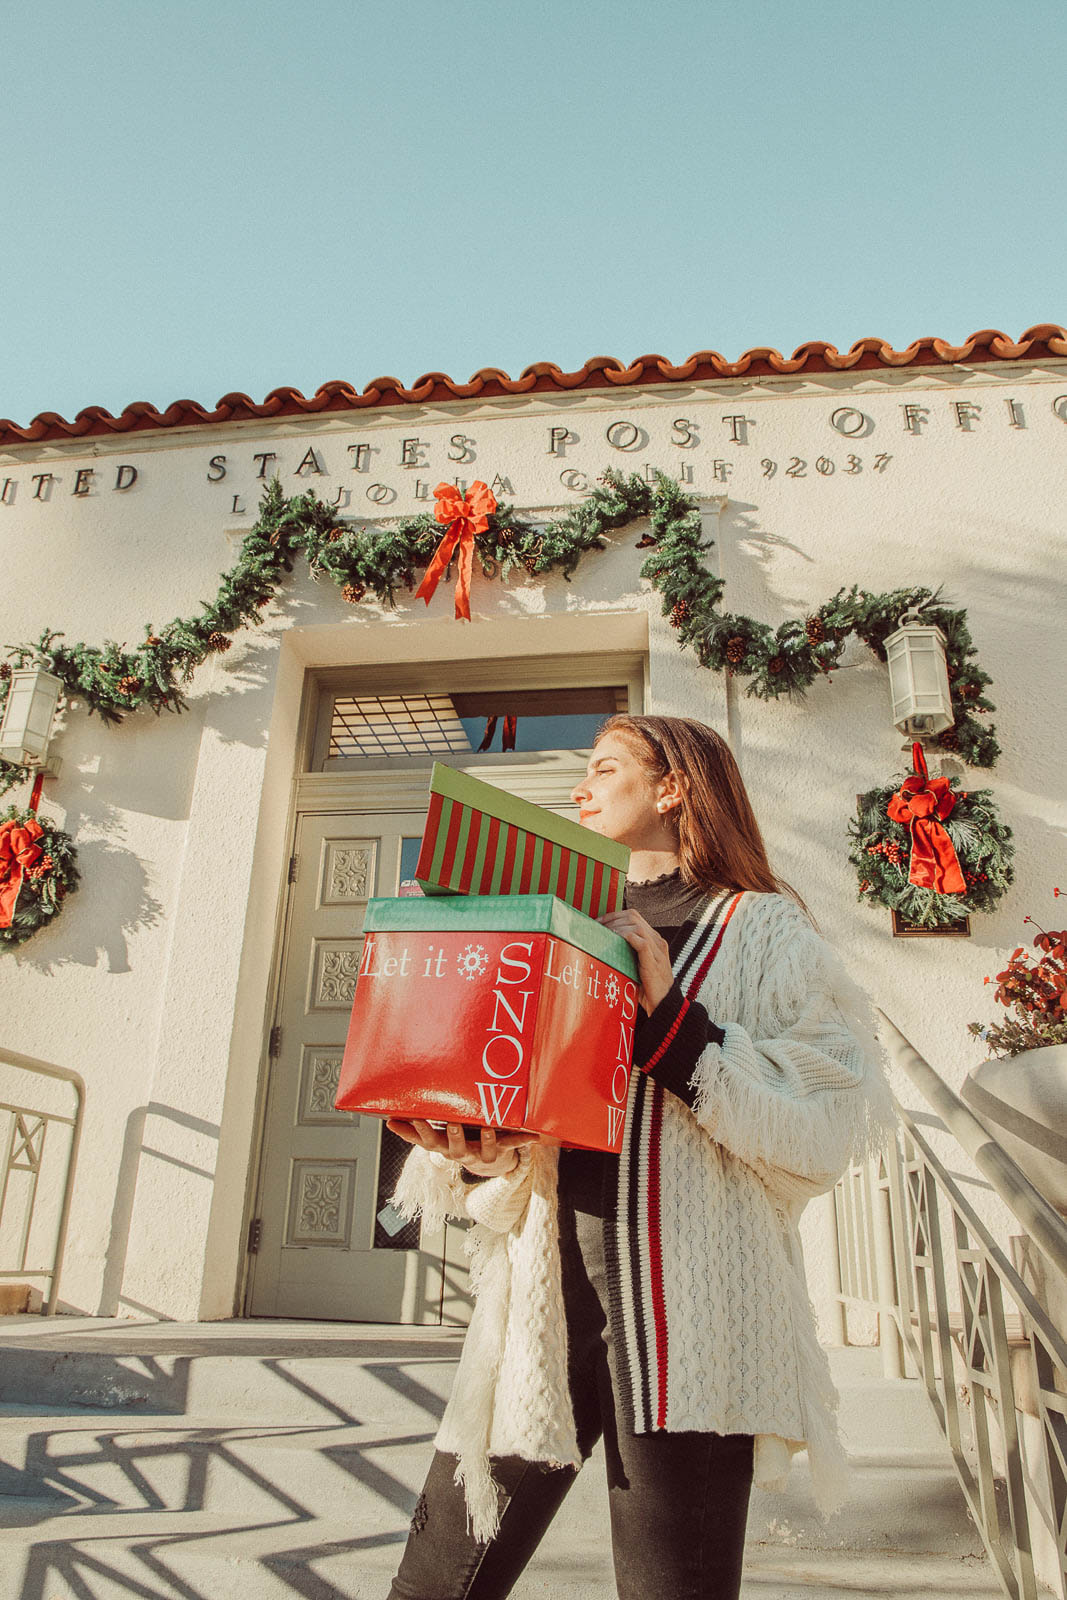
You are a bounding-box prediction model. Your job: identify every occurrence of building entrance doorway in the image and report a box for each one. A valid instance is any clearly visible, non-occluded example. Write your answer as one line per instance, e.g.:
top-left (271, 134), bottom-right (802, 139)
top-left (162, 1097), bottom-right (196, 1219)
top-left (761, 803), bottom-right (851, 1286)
top-left (245, 655), bottom-right (642, 1324)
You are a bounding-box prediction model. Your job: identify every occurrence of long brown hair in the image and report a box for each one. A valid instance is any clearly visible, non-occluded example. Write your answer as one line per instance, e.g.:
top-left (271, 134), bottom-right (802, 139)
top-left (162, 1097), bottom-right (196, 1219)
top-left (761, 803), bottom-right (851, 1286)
top-left (597, 713), bottom-right (806, 909)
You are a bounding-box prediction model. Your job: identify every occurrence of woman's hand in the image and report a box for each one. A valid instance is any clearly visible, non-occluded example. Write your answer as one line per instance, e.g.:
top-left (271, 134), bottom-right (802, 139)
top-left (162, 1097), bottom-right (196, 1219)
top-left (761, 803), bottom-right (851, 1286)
top-left (386, 1118), bottom-right (537, 1177)
top-left (598, 908), bottom-right (674, 1015)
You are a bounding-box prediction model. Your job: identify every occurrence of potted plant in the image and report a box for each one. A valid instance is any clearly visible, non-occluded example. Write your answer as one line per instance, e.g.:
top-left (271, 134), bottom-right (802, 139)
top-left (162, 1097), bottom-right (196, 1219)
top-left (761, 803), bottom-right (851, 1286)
top-left (962, 892), bottom-right (1067, 1213)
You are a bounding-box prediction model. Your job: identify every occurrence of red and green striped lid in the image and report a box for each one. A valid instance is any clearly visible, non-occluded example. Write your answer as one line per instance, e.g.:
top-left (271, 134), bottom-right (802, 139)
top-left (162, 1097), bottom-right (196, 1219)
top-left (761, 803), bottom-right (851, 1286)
top-left (416, 763), bottom-right (629, 917)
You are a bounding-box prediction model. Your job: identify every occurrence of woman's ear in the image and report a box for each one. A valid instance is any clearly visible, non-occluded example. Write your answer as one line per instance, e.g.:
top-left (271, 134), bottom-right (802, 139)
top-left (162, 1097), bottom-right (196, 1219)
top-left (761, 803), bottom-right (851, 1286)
top-left (657, 771), bottom-right (685, 815)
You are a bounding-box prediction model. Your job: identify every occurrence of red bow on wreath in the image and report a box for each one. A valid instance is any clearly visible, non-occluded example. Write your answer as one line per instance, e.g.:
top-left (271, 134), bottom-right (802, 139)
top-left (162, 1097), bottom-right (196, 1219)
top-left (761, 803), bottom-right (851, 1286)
top-left (886, 742), bottom-right (966, 895)
top-left (0, 815), bottom-right (44, 929)
top-left (414, 481), bottom-right (498, 621)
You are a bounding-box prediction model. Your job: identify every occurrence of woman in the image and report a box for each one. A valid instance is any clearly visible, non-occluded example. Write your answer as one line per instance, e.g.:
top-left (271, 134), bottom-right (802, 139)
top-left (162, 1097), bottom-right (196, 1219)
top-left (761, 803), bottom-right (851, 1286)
top-left (385, 715), bottom-right (889, 1600)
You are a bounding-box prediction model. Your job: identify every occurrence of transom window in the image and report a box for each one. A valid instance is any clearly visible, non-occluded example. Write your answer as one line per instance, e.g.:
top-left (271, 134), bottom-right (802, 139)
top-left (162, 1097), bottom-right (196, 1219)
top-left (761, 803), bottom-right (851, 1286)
top-left (325, 685), bottom-right (626, 761)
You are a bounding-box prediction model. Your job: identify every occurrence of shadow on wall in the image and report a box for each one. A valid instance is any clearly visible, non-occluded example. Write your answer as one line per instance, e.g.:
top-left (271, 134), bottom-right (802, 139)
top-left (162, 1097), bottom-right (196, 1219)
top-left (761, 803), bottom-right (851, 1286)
top-left (92, 1102), bottom-right (222, 1321)
top-left (9, 833), bottom-right (165, 977)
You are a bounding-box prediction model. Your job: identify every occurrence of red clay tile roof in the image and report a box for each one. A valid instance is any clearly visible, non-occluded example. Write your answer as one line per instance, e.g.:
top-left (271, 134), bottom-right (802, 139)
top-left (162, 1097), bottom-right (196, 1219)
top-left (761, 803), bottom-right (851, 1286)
top-left (2, 326), bottom-right (1064, 448)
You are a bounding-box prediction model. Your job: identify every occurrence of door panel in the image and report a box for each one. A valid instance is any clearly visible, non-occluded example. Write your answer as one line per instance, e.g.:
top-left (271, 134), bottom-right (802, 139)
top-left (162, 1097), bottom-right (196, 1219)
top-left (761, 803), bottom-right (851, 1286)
top-left (248, 811), bottom-right (468, 1323)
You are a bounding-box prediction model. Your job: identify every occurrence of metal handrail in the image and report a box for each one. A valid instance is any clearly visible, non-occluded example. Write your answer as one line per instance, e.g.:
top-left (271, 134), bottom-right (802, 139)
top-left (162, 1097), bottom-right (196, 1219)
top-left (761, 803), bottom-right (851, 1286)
top-left (0, 1046), bottom-right (84, 1315)
top-left (877, 1010), bottom-right (1067, 1283)
top-left (833, 1014), bottom-right (1067, 1600)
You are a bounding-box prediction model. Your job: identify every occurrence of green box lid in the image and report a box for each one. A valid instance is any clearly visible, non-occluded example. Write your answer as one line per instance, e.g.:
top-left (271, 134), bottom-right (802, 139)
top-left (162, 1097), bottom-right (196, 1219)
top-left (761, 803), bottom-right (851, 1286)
top-left (428, 763), bottom-right (630, 874)
top-left (364, 893), bottom-right (638, 979)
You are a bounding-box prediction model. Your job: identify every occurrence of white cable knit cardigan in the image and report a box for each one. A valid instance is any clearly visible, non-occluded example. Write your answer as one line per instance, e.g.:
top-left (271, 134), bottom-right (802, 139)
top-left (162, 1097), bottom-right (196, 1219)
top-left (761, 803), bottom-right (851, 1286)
top-left (393, 890), bottom-right (892, 1541)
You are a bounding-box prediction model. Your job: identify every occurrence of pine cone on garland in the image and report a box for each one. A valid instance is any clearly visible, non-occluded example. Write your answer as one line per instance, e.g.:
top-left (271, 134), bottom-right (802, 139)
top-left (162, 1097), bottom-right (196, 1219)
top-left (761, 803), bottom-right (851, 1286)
top-left (208, 632), bottom-right (232, 652)
top-left (0, 663), bottom-right (10, 682)
top-left (497, 527), bottom-right (514, 547)
top-left (521, 556), bottom-right (540, 576)
top-left (725, 636), bottom-right (746, 665)
top-left (341, 582), bottom-right (366, 604)
top-left (119, 675), bottom-right (141, 696)
top-left (670, 600), bottom-right (691, 629)
top-left (327, 527), bottom-right (346, 543)
top-left (144, 635), bottom-right (163, 648)
top-left (768, 655), bottom-right (785, 674)
top-left (635, 533), bottom-right (657, 548)
top-left (805, 615), bottom-right (825, 646)
top-left (938, 727), bottom-right (960, 751)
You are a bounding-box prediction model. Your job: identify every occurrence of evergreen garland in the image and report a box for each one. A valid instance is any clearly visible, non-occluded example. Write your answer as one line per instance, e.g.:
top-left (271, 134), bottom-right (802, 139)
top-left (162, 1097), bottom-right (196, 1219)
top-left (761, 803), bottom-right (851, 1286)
top-left (0, 805), bottom-right (80, 948)
top-left (0, 471), bottom-right (1000, 797)
top-left (847, 772), bottom-right (1013, 926)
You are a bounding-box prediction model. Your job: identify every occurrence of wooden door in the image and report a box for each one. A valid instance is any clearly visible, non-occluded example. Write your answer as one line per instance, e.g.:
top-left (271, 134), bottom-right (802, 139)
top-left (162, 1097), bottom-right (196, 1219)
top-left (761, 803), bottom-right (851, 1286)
top-left (247, 811), bottom-right (471, 1323)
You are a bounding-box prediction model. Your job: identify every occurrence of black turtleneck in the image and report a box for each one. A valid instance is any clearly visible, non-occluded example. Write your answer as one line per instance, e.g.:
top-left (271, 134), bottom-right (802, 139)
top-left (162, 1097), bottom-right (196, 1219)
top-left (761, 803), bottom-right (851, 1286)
top-left (556, 869), bottom-right (726, 1214)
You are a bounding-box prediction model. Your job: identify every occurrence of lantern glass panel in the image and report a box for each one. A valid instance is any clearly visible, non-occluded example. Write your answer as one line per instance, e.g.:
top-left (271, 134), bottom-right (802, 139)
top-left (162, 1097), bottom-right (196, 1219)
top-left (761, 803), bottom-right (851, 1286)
top-left (0, 669), bottom-right (62, 764)
top-left (885, 624), bottom-right (953, 735)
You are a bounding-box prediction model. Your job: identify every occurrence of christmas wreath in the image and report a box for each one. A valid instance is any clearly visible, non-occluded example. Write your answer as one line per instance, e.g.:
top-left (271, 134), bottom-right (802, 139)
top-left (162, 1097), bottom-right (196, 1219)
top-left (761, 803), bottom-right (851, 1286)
top-left (847, 744), bottom-right (1013, 927)
top-left (1, 469), bottom-right (1000, 798)
top-left (0, 801), bottom-right (80, 948)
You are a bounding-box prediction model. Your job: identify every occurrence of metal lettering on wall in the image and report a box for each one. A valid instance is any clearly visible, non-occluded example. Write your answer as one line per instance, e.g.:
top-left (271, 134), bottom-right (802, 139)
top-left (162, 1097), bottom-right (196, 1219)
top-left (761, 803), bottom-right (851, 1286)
top-left (1, 397), bottom-right (1059, 514)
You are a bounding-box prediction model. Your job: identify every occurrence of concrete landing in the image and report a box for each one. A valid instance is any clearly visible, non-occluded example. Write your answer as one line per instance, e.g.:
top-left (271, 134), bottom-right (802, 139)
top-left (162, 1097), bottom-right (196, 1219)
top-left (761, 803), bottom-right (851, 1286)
top-left (0, 1320), bottom-right (1003, 1599)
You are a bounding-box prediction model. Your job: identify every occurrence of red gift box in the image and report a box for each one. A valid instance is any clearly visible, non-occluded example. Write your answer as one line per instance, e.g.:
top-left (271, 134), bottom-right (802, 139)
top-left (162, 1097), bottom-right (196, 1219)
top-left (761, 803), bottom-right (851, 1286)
top-left (416, 763), bottom-right (629, 917)
top-left (336, 895), bottom-right (640, 1153)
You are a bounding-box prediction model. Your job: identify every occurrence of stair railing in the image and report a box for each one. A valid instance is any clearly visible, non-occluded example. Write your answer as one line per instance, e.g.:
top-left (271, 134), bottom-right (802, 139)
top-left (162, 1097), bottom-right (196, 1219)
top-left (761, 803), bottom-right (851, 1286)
top-left (0, 1047), bottom-right (84, 1315)
top-left (831, 1012), bottom-right (1067, 1600)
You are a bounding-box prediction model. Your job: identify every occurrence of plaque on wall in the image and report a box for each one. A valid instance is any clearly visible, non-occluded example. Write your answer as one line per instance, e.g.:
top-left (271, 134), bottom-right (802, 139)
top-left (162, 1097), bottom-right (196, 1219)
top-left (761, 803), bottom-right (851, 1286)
top-left (891, 910), bottom-right (971, 939)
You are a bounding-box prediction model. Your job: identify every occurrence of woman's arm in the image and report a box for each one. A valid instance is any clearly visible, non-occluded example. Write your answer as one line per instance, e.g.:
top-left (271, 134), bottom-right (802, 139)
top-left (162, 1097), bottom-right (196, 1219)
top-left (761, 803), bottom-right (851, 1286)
top-left (643, 898), bottom-right (889, 1204)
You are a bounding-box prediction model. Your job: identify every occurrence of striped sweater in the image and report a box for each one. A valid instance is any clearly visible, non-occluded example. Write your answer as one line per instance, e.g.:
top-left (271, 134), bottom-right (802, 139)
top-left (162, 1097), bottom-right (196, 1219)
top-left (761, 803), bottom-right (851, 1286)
top-left (393, 890), bottom-right (891, 1541)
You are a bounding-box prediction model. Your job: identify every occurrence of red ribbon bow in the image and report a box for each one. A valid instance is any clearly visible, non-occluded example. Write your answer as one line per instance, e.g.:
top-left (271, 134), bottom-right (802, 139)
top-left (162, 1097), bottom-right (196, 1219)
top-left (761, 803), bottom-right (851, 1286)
top-left (414, 482), bottom-right (497, 621)
top-left (0, 816), bottom-right (44, 928)
top-left (886, 742), bottom-right (966, 894)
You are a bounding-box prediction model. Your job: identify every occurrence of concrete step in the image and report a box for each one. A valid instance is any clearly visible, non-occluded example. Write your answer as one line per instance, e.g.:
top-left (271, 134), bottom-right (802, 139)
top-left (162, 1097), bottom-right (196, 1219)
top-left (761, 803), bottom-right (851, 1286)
top-left (0, 1327), bottom-right (1000, 1599)
top-left (0, 1410), bottom-right (984, 1549)
top-left (0, 1317), bottom-right (464, 1422)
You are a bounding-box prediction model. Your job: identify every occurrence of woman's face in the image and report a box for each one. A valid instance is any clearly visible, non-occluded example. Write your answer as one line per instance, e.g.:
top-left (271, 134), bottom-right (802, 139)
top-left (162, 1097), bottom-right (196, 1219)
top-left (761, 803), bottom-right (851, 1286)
top-left (570, 731), bottom-right (672, 848)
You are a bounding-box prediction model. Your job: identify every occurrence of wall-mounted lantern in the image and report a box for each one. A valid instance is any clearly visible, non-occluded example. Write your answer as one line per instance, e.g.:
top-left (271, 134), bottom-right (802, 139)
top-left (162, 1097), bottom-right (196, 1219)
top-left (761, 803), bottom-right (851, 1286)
top-left (0, 667), bottom-right (63, 774)
top-left (885, 611), bottom-right (954, 738)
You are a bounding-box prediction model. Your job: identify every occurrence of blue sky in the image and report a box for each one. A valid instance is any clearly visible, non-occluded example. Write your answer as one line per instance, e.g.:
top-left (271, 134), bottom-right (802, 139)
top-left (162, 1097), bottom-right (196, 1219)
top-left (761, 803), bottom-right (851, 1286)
top-left (2, 0), bottom-right (1064, 427)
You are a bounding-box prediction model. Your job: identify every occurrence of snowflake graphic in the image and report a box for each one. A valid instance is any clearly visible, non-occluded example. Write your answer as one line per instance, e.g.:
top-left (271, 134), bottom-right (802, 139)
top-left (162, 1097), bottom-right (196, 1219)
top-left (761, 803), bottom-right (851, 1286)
top-left (457, 943), bottom-right (490, 981)
top-left (605, 974), bottom-right (620, 1008)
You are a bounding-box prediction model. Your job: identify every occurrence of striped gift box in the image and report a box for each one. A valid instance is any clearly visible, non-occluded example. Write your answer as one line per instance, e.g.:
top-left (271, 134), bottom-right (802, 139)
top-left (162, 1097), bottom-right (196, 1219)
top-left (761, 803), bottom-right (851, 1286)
top-left (415, 763), bottom-right (629, 918)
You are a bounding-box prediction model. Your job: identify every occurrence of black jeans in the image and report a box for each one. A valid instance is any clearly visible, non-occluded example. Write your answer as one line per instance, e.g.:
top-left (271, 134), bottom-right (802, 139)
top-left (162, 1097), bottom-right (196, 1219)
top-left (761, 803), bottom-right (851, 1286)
top-left (387, 1202), bottom-right (754, 1600)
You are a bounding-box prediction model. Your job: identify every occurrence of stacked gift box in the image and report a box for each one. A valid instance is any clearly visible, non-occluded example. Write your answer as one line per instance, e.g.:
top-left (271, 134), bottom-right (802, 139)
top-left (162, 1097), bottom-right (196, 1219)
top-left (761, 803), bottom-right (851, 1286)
top-left (336, 764), bottom-right (639, 1153)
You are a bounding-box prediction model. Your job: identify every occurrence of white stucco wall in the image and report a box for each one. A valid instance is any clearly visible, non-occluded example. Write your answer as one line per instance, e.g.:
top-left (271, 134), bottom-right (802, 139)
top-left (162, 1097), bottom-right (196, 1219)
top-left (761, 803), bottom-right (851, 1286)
top-left (2, 359), bottom-right (1064, 1324)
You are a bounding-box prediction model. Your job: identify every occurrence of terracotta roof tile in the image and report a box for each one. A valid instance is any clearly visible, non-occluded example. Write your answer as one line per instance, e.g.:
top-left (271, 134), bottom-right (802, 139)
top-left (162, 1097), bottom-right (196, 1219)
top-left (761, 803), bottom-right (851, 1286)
top-left (2, 325), bottom-right (1064, 448)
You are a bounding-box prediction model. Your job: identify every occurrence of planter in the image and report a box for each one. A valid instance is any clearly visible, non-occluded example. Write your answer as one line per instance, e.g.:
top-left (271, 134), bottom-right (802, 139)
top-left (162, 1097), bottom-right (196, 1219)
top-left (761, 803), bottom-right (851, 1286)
top-left (961, 1043), bottom-right (1067, 1214)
